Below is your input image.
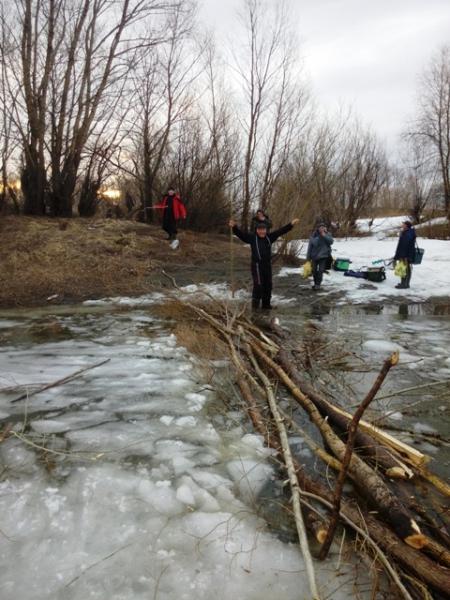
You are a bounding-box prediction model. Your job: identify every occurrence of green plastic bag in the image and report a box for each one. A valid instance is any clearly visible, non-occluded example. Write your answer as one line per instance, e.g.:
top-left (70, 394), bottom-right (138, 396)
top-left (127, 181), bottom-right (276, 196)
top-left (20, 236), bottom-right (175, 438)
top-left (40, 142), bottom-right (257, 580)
top-left (394, 260), bottom-right (407, 278)
top-left (302, 260), bottom-right (312, 278)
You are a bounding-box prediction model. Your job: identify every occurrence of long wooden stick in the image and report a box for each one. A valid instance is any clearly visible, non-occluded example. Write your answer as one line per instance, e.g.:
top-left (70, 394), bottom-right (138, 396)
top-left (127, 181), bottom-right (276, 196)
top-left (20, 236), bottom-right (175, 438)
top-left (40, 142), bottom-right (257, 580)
top-left (11, 359), bottom-right (111, 403)
top-left (319, 352), bottom-right (399, 560)
top-left (277, 349), bottom-right (415, 480)
top-left (374, 378), bottom-right (450, 402)
top-left (245, 343), bottom-right (321, 600)
top-left (317, 399), bottom-right (430, 467)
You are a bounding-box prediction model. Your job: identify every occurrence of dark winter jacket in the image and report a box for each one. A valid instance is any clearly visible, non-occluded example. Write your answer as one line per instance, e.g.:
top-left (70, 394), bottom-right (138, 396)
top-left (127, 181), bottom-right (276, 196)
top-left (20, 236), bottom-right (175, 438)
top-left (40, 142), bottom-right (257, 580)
top-left (394, 227), bottom-right (416, 262)
top-left (232, 223), bottom-right (293, 263)
top-left (306, 230), bottom-right (334, 261)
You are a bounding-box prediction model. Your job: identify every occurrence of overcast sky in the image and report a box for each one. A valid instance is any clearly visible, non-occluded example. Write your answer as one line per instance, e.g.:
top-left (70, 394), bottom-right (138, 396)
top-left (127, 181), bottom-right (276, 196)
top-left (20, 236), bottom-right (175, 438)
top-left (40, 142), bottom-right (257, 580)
top-left (199, 0), bottom-right (450, 156)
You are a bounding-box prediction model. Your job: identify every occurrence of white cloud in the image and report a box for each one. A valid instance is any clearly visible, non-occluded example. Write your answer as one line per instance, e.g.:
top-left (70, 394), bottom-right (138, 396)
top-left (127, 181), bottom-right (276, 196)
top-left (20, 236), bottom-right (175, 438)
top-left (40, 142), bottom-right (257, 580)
top-left (199, 0), bottom-right (450, 154)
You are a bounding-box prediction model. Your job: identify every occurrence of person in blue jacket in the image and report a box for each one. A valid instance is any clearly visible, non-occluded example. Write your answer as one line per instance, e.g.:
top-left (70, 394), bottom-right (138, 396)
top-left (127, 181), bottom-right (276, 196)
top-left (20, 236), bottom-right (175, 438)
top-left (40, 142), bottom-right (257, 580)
top-left (229, 217), bottom-right (300, 309)
top-left (306, 223), bottom-right (334, 290)
top-left (394, 220), bottom-right (416, 289)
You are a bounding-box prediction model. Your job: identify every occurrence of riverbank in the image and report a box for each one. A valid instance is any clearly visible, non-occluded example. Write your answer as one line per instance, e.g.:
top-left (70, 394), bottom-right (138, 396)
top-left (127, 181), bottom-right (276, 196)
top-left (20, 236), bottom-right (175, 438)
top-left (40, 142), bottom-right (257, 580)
top-left (0, 217), bottom-right (245, 308)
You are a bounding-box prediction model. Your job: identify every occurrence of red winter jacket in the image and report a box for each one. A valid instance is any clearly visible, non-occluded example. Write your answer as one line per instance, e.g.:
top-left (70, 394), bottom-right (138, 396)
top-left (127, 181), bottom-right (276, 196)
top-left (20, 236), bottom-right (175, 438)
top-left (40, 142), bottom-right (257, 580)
top-left (155, 194), bottom-right (187, 219)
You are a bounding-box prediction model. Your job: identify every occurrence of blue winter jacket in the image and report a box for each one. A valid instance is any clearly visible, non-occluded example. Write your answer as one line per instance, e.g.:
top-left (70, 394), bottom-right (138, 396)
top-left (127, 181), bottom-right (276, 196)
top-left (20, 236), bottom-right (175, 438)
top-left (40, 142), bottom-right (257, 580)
top-left (306, 230), bottom-right (334, 261)
top-left (394, 228), bottom-right (416, 262)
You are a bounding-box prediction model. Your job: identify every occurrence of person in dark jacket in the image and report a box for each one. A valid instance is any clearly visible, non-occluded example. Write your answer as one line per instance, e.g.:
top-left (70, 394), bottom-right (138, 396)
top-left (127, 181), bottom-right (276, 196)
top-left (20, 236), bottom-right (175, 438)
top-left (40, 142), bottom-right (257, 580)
top-left (155, 186), bottom-right (187, 241)
top-left (229, 217), bottom-right (300, 309)
top-left (251, 209), bottom-right (272, 232)
top-left (394, 220), bottom-right (416, 289)
top-left (306, 223), bottom-right (334, 290)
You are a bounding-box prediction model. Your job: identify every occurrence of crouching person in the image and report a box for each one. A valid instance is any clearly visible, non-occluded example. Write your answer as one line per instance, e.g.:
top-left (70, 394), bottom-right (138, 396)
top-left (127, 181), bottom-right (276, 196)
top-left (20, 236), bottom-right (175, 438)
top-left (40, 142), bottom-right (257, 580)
top-left (306, 223), bottom-right (334, 290)
top-left (229, 217), bottom-right (300, 309)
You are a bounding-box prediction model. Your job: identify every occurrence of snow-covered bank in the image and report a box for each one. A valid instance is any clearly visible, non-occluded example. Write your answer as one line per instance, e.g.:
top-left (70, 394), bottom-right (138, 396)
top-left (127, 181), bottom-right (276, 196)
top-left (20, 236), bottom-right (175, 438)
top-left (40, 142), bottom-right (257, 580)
top-left (279, 236), bottom-right (450, 304)
top-left (356, 215), bottom-right (449, 236)
top-left (356, 215), bottom-right (409, 234)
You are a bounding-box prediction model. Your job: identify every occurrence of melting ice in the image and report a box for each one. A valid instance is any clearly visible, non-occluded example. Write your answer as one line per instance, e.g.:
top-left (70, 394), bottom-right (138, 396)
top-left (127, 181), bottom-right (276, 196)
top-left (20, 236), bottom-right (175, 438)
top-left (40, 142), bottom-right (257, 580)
top-left (1, 306), bottom-right (369, 599)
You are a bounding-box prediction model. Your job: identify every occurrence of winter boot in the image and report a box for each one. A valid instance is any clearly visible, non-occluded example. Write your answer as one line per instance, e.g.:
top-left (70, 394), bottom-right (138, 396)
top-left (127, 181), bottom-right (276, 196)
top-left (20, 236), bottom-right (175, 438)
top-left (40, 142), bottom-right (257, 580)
top-left (396, 276), bottom-right (408, 289)
top-left (404, 266), bottom-right (412, 289)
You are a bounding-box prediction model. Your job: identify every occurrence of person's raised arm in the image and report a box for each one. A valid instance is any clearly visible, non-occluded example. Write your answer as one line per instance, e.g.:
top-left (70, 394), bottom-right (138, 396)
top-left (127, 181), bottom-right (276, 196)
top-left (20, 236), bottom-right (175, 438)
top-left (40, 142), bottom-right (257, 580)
top-left (269, 217), bottom-right (299, 242)
top-left (229, 219), bottom-right (252, 243)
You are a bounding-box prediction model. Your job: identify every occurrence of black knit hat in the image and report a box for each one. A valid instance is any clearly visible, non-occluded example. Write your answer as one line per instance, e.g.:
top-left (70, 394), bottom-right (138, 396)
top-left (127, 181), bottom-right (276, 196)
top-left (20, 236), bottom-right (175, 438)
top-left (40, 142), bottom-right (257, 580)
top-left (255, 221), bottom-right (268, 230)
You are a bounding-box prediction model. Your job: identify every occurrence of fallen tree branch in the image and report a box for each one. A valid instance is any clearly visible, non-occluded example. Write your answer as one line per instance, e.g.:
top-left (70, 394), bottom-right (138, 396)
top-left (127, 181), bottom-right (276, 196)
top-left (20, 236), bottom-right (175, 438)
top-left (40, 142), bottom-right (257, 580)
top-left (317, 400), bottom-right (430, 468)
top-left (277, 349), bottom-right (415, 480)
top-left (176, 299), bottom-right (450, 595)
top-left (249, 339), bottom-right (426, 549)
top-left (11, 359), bottom-right (111, 404)
top-left (299, 492), bottom-right (415, 600)
top-left (319, 352), bottom-right (399, 560)
top-left (237, 370), bottom-right (450, 596)
top-left (373, 378), bottom-right (450, 403)
top-left (245, 341), bottom-right (321, 600)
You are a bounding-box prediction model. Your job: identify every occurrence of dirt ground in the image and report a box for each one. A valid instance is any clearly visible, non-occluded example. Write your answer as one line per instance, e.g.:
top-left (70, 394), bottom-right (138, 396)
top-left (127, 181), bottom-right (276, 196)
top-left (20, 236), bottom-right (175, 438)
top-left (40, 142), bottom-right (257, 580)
top-left (0, 216), bottom-right (249, 308)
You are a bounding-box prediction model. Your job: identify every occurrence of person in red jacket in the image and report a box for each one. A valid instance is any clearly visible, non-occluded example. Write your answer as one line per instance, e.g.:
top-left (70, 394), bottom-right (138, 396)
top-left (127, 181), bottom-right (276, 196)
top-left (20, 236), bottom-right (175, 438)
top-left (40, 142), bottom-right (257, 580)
top-left (155, 186), bottom-right (187, 241)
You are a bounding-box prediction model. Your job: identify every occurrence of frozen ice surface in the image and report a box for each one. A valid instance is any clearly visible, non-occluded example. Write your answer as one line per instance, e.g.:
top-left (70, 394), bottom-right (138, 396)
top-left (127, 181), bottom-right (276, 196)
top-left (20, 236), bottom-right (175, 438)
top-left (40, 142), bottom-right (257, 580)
top-left (363, 339), bottom-right (404, 354)
top-left (413, 422), bottom-right (438, 435)
top-left (0, 307), bottom-right (386, 599)
top-left (226, 459), bottom-right (274, 504)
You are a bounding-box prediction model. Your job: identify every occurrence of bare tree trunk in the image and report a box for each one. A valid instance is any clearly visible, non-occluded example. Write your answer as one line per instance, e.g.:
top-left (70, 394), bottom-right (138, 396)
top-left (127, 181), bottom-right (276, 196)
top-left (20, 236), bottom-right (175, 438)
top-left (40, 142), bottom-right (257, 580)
top-left (235, 0), bottom-right (308, 228)
top-left (409, 46), bottom-right (450, 219)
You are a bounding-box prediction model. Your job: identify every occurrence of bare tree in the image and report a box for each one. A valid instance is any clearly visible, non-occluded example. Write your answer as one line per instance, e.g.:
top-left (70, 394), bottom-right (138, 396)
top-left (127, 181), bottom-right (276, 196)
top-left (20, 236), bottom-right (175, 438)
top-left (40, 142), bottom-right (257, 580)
top-left (128, 1), bottom-right (200, 222)
top-left (401, 139), bottom-right (438, 224)
top-left (270, 113), bottom-right (389, 233)
top-left (1, 0), bottom-right (173, 216)
top-left (409, 46), bottom-right (450, 218)
top-left (232, 0), bottom-right (310, 229)
top-left (170, 40), bottom-right (240, 230)
top-left (339, 125), bottom-right (388, 231)
top-left (0, 6), bottom-right (20, 213)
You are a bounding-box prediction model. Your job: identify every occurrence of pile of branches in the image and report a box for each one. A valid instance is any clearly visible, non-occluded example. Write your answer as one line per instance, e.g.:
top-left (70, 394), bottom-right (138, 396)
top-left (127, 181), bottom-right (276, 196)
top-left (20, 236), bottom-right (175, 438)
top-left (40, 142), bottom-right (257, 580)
top-left (172, 295), bottom-right (450, 600)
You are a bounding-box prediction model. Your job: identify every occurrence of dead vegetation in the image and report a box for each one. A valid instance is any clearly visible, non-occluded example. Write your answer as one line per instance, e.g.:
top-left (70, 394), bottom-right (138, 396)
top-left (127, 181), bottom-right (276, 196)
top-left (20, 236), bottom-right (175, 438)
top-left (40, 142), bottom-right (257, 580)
top-left (417, 221), bottom-right (450, 240)
top-left (154, 301), bottom-right (229, 360)
top-left (0, 216), bottom-right (245, 308)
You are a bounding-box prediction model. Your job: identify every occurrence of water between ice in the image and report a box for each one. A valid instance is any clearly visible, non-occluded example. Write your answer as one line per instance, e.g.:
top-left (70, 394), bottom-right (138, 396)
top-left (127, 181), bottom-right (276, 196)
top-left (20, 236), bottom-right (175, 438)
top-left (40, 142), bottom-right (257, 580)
top-left (0, 306), bottom-right (359, 600)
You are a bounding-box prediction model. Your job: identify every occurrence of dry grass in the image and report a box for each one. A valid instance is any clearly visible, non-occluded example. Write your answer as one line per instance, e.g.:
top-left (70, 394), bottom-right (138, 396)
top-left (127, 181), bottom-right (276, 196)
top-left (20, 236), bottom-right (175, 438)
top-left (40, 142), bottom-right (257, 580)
top-left (0, 216), bottom-right (243, 308)
top-left (153, 299), bottom-right (228, 360)
top-left (417, 221), bottom-right (450, 239)
top-left (174, 322), bottom-right (227, 359)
